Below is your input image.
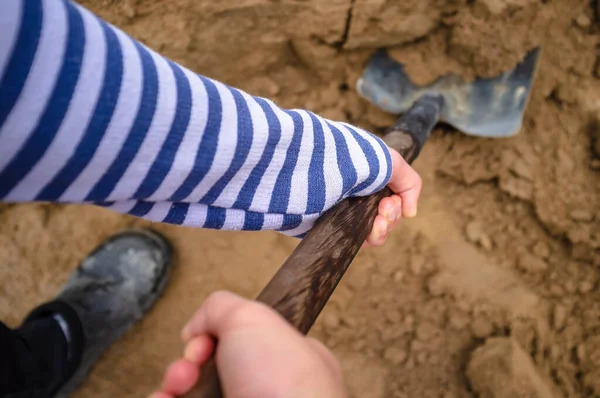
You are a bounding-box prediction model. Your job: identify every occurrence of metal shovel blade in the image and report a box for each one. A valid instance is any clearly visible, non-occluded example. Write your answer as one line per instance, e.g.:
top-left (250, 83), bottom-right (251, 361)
top-left (356, 48), bottom-right (541, 137)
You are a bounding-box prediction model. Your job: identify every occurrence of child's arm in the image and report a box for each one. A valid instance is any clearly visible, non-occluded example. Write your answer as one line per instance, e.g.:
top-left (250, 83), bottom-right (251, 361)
top-left (0, 0), bottom-right (401, 237)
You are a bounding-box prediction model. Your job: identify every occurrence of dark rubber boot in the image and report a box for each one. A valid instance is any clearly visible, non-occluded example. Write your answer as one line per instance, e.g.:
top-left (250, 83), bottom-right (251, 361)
top-left (22, 228), bottom-right (173, 398)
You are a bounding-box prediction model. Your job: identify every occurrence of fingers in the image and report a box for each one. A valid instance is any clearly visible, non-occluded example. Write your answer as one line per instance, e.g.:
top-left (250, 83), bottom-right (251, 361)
top-left (160, 360), bottom-right (200, 396)
top-left (152, 336), bottom-right (212, 398)
top-left (387, 149), bottom-right (422, 218)
top-left (365, 195), bottom-right (403, 247)
top-left (365, 214), bottom-right (388, 246)
top-left (380, 195), bottom-right (398, 224)
top-left (365, 147), bottom-right (421, 248)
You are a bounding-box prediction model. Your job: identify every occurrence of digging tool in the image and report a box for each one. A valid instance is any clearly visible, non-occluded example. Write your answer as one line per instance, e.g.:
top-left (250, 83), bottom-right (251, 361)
top-left (183, 47), bottom-right (541, 398)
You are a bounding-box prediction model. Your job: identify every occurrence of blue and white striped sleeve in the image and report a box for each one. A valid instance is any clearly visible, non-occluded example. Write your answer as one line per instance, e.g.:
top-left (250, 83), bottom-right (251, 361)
top-left (0, 0), bottom-right (393, 237)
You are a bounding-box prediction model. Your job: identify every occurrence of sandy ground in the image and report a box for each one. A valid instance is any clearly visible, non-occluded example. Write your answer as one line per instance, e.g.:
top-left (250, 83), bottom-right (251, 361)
top-left (2, 0), bottom-right (600, 397)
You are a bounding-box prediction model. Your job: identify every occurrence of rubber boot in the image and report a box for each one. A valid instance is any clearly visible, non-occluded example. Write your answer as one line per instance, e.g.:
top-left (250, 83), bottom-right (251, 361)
top-left (19, 228), bottom-right (173, 398)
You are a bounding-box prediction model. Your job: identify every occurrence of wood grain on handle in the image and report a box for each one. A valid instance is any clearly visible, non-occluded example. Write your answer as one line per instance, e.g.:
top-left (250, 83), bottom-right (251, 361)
top-left (182, 94), bottom-right (443, 398)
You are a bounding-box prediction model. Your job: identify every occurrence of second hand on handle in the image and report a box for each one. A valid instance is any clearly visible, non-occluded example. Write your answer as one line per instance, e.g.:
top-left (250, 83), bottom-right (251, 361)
top-left (182, 94), bottom-right (444, 398)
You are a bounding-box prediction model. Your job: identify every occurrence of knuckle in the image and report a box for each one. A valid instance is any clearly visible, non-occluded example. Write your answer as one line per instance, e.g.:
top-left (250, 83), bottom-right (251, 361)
top-left (204, 291), bottom-right (283, 329)
top-left (205, 290), bottom-right (231, 307)
top-left (226, 298), bottom-right (274, 327)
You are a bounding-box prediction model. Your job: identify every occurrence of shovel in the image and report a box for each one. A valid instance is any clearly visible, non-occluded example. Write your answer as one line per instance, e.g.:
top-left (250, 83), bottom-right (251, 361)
top-left (183, 47), bottom-right (541, 398)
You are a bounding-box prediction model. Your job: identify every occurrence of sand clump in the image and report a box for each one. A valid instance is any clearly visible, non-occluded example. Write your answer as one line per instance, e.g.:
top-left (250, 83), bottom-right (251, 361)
top-left (1, 0), bottom-right (600, 397)
top-left (467, 337), bottom-right (562, 398)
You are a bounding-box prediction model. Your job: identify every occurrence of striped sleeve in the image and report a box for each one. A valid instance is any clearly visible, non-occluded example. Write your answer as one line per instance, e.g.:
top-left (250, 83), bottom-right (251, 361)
top-left (0, 0), bottom-right (393, 237)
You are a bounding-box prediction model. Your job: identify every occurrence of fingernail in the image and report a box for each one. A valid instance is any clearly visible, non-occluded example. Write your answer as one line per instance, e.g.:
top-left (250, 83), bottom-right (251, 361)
top-left (380, 223), bottom-right (388, 238)
top-left (405, 207), bottom-right (417, 218)
top-left (387, 208), bottom-right (397, 223)
top-left (394, 204), bottom-right (402, 221)
top-left (184, 342), bottom-right (197, 362)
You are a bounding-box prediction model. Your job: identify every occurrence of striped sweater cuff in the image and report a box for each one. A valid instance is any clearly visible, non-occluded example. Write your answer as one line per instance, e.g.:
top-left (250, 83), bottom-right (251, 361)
top-left (0, 0), bottom-right (393, 235)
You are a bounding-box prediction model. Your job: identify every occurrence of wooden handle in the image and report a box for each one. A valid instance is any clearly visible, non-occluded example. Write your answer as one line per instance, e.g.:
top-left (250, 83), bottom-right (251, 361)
top-left (182, 94), bottom-right (443, 398)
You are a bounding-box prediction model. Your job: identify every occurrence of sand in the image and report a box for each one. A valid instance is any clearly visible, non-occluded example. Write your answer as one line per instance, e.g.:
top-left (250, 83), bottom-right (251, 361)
top-left (1, 0), bottom-right (600, 396)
